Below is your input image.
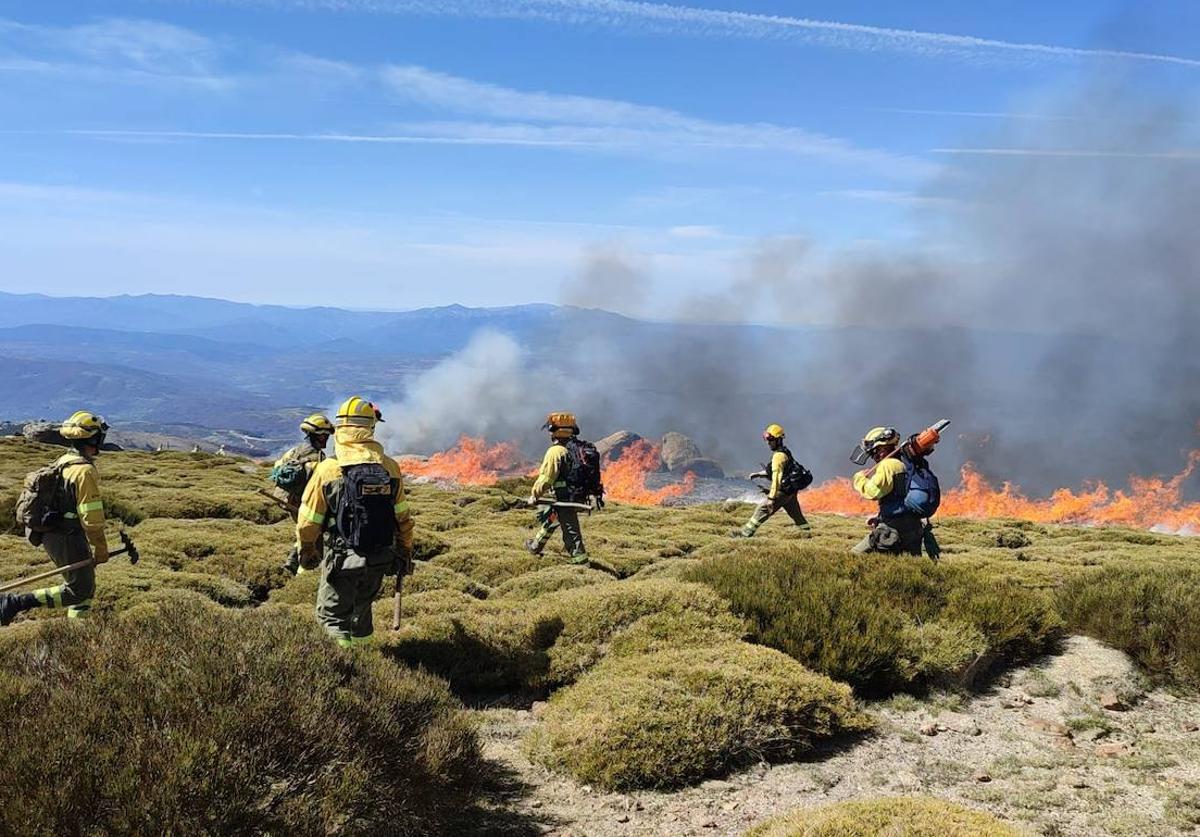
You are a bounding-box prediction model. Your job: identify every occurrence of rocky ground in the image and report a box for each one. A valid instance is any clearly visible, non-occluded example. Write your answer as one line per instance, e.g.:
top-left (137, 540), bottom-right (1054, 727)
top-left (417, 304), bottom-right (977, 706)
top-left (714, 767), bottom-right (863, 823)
top-left (475, 636), bottom-right (1200, 836)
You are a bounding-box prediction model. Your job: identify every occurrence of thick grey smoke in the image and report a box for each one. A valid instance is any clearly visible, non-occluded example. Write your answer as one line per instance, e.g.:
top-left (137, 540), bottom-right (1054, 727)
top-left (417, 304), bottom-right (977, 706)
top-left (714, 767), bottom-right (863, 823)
top-left (374, 83), bottom-right (1200, 494)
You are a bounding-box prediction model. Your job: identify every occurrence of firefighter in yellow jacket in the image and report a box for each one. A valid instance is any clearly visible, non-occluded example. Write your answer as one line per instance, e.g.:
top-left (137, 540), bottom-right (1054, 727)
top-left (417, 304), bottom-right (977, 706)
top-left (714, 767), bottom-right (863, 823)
top-left (734, 424), bottom-right (811, 537)
top-left (850, 426), bottom-right (925, 555)
top-left (296, 397), bottom-right (413, 647)
top-left (0, 411), bottom-right (110, 625)
top-left (525, 412), bottom-right (596, 563)
top-left (275, 413), bottom-right (333, 575)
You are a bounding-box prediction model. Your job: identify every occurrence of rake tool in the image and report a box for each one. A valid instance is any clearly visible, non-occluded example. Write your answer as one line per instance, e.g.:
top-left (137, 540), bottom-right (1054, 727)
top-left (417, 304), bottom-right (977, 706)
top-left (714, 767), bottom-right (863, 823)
top-left (0, 532), bottom-right (140, 592)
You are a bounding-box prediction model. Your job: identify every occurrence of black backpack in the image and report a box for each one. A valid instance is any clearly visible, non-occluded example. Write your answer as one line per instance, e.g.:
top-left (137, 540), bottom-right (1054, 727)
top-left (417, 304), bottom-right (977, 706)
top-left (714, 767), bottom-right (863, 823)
top-left (563, 439), bottom-right (604, 501)
top-left (777, 446), bottom-right (814, 494)
top-left (333, 463), bottom-right (396, 555)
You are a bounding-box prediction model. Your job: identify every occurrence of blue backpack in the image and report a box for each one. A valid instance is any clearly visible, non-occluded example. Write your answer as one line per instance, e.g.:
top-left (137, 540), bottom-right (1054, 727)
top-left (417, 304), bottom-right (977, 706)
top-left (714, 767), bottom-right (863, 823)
top-left (881, 454), bottom-right (941, 519)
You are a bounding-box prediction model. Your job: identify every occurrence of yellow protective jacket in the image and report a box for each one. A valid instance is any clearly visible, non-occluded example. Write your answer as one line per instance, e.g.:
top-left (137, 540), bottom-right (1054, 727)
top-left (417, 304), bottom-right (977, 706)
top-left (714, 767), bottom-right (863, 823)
top-left (767, 450), bottom-right (790, 501)
top-left (531, 444), bottom-right (570, 499)
top-left (58, 452), bottom-right (108, 561)
top-left (852, 458), bottom-right (907, 503)
top-left (296, 427), bottom-right (413, 552)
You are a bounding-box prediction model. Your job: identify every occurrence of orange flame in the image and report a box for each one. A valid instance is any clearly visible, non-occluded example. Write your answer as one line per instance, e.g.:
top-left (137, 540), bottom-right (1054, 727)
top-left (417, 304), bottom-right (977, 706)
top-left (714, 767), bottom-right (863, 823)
top-left (400, 436), bottom-right (525, 486)
top-left (604, 439), bottom-right (697, 505)
top-left (805, 452), bottom-right (1200, 533)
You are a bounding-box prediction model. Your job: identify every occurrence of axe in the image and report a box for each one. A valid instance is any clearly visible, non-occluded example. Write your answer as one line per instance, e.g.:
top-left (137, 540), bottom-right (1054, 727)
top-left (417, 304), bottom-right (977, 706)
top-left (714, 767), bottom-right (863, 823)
top-left (0, 532), bottom-right (140, 593)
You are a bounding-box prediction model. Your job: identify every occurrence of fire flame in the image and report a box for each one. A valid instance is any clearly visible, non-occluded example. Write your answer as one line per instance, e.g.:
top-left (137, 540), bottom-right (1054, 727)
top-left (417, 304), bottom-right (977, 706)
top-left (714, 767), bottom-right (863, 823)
top-left (604, 440), bottom-right (697, 505)
top-left (805, 452), bottom-right (1200, 533)
top-left (397, 436), bottom-right (696, 506)
top-left (400, 436), bottom-right (525, 486)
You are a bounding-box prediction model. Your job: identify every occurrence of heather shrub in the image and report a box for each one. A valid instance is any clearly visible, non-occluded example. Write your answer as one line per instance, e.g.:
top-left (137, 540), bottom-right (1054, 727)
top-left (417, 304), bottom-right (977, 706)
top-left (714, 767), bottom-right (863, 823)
top-left (526, 643), bottom-right (870, 790)
top-left (492, 564), bottom-right (614, 600)
top-left (747, 797), bottom-right (1021, 837)
top-left (0, 602), bottom-right (481, 836)
top-left (689, 548), bottom-right (1060, 694)
top-left (1058, 564), bottom-right (1200, 686)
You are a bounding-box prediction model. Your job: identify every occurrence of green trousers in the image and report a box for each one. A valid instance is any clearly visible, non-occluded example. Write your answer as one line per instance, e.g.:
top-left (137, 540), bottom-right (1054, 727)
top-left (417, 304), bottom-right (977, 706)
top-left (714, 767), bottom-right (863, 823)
top-left (315, 549), bottom-right (391, 647)
top-left (741, 494), bottom-right (809, 537)
top-left (851, 515), bottom-right (925, 556)
top-left (34, 531), bottom-right (95, 618)
top-left (531, 507), bottom-right (585, 556)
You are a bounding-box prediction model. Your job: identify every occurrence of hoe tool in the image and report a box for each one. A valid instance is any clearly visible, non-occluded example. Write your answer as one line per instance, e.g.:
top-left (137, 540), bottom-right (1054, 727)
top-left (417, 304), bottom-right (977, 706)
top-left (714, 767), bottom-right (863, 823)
top-left (0, 532), bottom-right (140, 593)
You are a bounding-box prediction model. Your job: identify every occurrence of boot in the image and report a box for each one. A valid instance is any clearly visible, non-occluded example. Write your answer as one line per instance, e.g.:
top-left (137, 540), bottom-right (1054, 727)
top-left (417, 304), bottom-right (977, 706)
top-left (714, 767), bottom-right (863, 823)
top-left (0, 592), bottom-right (37, 626)
top-left (524, 538), bottom-right (544, 556)
top-left (567, 551), bottom-right (589, 566)
top-left (730, 529), bottom-right (752, 539)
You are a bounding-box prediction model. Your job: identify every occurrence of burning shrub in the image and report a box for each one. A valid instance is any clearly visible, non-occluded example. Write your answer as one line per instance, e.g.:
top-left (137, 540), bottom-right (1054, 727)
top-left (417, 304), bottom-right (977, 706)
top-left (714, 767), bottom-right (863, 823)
top-left (526, 642), bottom-right (869, 790)
top-left (0, 601), bottom-right (482, 836)
top-left (1058, 564), bottom-right (1200, 687)
top-left (746, 797), bottom-right (1021, 837)
top-left (688, 547), bottom-right (1060, 694)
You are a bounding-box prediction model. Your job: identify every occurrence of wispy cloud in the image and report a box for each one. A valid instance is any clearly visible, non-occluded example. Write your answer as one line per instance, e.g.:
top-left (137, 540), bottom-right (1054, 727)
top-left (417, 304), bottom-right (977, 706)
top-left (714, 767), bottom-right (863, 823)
top-left (932, 147), bottom-right (1200, 159)
top-left (191, 0), bottom-right (1200, 68)
top-left (0, 17), bottom-right (234, 88)
top-left (821, 189), bottom-right (959, 208)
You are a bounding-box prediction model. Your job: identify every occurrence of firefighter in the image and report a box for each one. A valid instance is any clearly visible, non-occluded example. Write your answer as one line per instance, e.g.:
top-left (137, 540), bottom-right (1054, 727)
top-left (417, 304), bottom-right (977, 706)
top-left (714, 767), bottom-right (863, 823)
top-left (733, 424), bottom-right (811, 538)
top-left (0, 411), bottom-right (110, 625)
top-left (295, 397), bottom-right (413, 647)
top-left (275, 414), bottom-right (334, 575)
top-left (525, 412), bottom-right (601, 563)
top-left (850, 426), bottom-right (928, 556)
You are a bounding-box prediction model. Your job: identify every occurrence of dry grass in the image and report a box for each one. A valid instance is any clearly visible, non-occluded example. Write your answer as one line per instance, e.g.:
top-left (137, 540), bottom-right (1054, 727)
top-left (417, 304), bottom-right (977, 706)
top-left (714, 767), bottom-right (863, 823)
top-left (746, 796), bottom-right (1023, 836)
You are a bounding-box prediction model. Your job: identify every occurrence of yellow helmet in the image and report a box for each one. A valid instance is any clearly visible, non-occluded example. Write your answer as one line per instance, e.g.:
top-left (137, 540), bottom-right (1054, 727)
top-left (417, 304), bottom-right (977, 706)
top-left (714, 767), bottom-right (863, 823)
top-left (851, 426), bottom-right (901, 465)
top-left (335, 396), bottom-right (384, 428)
top-left (300, 414), bottom-right (334, 435)
top-left (542, 411), bottom-right (579, 440)
top-left (60, 411), bottom-right (109, 442)
top-left (763, 423), bottom-right (785, 441)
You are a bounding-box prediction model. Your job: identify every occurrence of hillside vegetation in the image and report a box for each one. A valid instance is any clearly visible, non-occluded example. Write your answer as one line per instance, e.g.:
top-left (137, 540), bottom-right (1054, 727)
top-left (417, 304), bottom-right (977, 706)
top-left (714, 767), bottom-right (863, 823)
top-left (2, 437), bottom-right (1200, 833)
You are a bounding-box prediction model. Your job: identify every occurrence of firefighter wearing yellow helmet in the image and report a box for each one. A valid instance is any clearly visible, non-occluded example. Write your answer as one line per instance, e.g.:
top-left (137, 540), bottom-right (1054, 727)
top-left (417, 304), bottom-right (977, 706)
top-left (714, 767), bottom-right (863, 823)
top-left (273, 413), bottom-right (334, 575)
top-left (295, 397), bottom-right (414, 647)
top-left (733, 423), bottom-right (812, 538)
top-left (1, 411), bottom-right (110, 626)
top-left (525, 412), bottom-right (603, 563)
top-left (850, 426), bottom-right (926, 556)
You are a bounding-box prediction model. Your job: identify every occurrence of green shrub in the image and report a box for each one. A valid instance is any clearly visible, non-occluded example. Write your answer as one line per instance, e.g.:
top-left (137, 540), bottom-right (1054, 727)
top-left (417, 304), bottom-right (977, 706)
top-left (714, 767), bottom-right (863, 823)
top-left (492, 565), bottom-right (614, 600)
top-left (688, 548), bottom-right (1060, 694)
top-left (1058, 564), bottom-right (1200, 686)
top-left (526, 643), bottom-right (870, 790)
top-left (383, 580), bottom-right (739, 694)
top-left (0, 602), bottom-right (481, 836)
top-left (746, 797), bottom-right (1021, 836)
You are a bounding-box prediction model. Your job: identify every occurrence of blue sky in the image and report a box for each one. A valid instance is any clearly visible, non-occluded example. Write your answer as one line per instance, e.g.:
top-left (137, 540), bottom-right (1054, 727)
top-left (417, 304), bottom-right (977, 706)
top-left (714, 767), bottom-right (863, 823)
top-left (0, 0), bottom-right (1197, 317)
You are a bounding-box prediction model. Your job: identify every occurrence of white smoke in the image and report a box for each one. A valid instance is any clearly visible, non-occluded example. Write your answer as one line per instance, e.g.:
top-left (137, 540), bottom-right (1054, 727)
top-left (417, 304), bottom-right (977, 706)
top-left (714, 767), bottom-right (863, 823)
top-left (375, 330), bottom-right (538, 454)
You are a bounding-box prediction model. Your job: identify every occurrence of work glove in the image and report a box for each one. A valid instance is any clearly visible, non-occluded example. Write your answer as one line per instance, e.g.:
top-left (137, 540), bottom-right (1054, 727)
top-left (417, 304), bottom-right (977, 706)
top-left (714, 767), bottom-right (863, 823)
top-left (595, 494), bottom-right (606, 510)
top-left (91, 541), bottom-right (110, 565)
top-left (394, 545), bottom-right (414, 577)
top-left (298, 541), bottom-right (321, 571)
top-left (527, 493), bottom-right (538, 507)
top-left (867, 515), bottom-right (880, 529)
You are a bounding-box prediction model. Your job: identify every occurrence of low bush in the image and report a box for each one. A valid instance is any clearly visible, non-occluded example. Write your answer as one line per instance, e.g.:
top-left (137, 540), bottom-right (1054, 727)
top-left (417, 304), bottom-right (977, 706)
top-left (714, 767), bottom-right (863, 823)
top-left (688, 548), bottom-right (1060, 695)
top-left (0, 601), bottom-right (482, 836)
top-left (746, 797), bottom-right (1021, 837)
top-left (1058, 564), bottom-right (1200, 687)
top-left (526, 642), bottom-right (870, 790)
top-left (382, 579), bottom-right (740, 694)
top-left (492, 565), bottom-right (614, 600)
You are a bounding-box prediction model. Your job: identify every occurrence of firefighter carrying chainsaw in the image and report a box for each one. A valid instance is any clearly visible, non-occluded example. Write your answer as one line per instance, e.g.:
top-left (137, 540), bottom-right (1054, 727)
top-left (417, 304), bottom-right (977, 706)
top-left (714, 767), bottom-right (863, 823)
top-left (2, 412), bottom-right (117, 625)
top-left (733, 423), bottom-right (814, 538)
top-left (271, 413), bottom-right (334, 575)
top-left (850, 420), bottom-right (948, 559)
top-left (296, 397), bottom-right (414, 648)
top-left (525, 412), bottom-right (604, 564)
